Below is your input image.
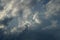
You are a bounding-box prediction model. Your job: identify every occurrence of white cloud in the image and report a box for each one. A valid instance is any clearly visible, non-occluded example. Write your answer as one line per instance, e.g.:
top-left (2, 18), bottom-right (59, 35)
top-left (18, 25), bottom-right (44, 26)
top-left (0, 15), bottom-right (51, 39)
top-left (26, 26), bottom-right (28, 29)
top-left (33, 12), bottom-right (41, 24)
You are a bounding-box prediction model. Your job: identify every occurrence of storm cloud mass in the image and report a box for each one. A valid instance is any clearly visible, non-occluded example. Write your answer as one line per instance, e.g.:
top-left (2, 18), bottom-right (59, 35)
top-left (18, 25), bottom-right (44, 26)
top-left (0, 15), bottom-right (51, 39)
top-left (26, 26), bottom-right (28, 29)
top-left (0, 0), bottom-right (60, 40)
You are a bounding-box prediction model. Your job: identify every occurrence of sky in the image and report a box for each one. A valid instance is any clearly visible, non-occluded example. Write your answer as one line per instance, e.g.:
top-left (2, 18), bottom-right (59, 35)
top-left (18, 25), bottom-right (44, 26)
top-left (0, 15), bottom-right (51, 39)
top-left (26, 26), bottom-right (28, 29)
top-left (0, 0), bottom-right (60, 40)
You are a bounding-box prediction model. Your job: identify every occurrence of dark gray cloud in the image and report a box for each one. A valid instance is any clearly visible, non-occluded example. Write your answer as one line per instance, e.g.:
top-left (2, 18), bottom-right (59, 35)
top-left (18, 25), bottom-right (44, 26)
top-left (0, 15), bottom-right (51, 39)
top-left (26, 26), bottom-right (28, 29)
top-left (0, 0), bottom-right (60, 40)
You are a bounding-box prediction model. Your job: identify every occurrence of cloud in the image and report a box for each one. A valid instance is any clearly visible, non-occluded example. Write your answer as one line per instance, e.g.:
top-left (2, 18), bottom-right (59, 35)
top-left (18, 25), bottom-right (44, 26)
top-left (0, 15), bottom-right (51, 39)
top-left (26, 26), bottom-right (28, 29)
top-left (0, 1), bottom-right (60, 40)
top-left (44, 0), bottom-right (60, 19)
top-left (0, 0), bottom-right (43, 34)
top-left (0, 24), bottom-right (4, 29)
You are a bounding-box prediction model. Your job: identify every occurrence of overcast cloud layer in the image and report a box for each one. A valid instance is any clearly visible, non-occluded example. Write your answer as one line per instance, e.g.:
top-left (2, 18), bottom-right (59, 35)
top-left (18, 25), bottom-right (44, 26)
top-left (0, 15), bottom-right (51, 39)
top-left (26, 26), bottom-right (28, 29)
top-left (0, 0), bottom-right (60, 40)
